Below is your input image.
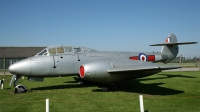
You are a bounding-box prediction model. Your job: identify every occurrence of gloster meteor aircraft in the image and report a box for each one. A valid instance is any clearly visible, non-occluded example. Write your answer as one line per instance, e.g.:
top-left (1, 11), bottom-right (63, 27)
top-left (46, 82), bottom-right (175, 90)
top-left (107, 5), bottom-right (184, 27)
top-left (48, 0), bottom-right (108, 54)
top-left (8, 33), bottom-right (197, 91)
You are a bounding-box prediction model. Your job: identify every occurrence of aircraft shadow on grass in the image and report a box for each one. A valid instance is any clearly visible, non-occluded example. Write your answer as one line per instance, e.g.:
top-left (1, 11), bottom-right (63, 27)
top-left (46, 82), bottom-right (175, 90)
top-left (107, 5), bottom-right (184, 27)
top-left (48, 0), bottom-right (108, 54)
top-left (30, 84), bottom-right (92, 90)
top-left (137, 74), bottom-right (197, 82)
top-left (92, 81), bottom-right (184, 95)
top-left (31, 74), bottom-right (196, 95)
top-left (92, 73), bottom-right (196, 95)
top-left (30, 77), bottom-right (96, 90)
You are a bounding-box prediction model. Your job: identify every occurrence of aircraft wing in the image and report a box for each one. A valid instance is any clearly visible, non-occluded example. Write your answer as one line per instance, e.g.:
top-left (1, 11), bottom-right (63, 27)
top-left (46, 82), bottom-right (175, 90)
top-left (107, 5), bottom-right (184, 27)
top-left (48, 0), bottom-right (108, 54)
top-left (107, 65), bottom-right (181, 73)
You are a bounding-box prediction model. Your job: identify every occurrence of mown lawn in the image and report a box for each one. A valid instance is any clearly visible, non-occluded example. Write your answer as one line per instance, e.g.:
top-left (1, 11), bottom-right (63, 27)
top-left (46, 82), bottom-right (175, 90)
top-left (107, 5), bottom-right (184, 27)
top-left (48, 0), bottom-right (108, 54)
top-left (159, 63), bottom-right (199, 68)
top-left (0, 71), bottom-right (200, 112)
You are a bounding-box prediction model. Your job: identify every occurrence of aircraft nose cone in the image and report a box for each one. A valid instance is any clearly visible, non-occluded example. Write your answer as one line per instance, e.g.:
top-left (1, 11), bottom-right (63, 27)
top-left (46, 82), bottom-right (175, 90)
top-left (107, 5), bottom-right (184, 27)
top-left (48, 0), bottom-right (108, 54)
top-left (8, 58), bottom-right (31, 75)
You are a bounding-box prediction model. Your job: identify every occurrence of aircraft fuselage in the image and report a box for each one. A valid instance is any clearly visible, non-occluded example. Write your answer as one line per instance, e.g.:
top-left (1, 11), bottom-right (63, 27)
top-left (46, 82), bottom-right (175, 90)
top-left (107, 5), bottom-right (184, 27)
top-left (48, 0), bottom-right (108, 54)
top-left (9, 47), bottom-right (171, 80)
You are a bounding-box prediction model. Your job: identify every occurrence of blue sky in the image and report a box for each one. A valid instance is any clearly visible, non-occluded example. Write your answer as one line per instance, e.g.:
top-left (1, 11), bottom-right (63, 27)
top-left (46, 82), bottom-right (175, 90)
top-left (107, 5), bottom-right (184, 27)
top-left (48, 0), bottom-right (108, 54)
top-left (0, 0), bottom-right (199, 57)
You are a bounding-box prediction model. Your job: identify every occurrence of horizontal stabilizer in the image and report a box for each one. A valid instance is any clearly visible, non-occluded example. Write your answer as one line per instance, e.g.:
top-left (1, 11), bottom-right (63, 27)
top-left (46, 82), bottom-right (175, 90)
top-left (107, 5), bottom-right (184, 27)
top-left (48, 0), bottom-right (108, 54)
top-left (107, 65), bottom-right (181, 73)
top-left (150, 42), bottom-right (197, 46)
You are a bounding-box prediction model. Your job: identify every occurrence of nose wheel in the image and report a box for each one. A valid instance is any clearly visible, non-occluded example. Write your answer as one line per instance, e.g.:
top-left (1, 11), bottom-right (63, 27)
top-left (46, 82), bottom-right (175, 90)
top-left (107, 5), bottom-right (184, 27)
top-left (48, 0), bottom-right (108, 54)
top-left (15, 84), bottom-right (28, 93)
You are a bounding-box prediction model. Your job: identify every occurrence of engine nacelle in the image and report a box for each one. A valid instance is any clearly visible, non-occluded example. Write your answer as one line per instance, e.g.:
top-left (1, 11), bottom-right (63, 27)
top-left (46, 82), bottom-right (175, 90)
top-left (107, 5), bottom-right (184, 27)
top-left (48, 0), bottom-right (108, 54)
top-left (79, 59), bottom-right (113, 82)
top-left (79, 59), bottom-right (162, 83)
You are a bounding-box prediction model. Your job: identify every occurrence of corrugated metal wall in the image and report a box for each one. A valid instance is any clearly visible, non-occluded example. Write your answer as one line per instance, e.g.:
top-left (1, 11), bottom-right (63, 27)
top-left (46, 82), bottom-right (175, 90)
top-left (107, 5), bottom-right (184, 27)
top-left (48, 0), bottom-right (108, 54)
top-left (0, 59), bottom-right (2, 69)
top-left (0, 47), bottom-right (45, 69)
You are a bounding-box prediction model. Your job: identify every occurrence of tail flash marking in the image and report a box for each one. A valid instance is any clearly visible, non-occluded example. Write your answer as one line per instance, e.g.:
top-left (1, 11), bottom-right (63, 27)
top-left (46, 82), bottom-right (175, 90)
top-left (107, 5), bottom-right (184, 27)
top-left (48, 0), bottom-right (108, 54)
top-left (165, 37), bottom-right (171, 42)
top-left (129, 56), bottom-right (138, 60)
top-left (148, 55), bottom-right (155, 61)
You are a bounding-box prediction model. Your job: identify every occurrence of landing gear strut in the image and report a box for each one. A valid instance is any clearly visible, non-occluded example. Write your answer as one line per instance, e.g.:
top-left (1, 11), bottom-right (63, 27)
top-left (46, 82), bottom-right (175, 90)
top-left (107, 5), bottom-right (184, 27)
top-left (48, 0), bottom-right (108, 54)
top-left (9, 74), bottom-right (21, 87)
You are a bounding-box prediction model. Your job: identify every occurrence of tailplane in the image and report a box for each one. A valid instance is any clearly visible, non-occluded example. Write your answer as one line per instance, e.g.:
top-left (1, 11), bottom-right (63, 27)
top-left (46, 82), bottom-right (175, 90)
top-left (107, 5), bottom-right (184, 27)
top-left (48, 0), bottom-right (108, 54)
top-left (150, 33), bottom-right (197, 63)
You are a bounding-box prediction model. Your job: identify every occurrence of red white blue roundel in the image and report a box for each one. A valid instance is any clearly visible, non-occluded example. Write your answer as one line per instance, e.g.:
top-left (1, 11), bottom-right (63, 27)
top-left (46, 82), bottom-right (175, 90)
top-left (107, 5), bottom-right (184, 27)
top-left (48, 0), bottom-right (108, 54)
top-left (139, 53), bottom-right (148, 61)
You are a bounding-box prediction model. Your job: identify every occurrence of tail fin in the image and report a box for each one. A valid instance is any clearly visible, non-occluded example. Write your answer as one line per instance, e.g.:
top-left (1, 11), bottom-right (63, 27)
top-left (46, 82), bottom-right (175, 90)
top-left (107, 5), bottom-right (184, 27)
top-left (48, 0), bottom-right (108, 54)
top-left (150, 33), bottom-right (197, 63)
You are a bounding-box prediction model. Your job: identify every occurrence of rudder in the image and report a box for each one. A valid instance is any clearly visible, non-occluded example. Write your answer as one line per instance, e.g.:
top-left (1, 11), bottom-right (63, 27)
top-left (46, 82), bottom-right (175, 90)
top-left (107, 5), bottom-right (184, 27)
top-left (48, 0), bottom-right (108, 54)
top-left (161, 33), bottom-right (179, 63)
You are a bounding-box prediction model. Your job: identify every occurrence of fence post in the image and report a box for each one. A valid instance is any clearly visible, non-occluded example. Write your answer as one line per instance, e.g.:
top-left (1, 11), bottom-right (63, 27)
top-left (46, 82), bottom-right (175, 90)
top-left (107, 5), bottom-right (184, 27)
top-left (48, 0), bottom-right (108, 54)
top-left (46, 98), bottom-right (49, 112)
top-left (179, 55), bottom-right (182, 72)
top-left (139, 95), bottom-right (144, 112)
top-left (3, 54), bottom-right (5, 75)
top-left (1, 79), bottom-right (4, 89)
top-left (198, 57), bottom-right (200, 71)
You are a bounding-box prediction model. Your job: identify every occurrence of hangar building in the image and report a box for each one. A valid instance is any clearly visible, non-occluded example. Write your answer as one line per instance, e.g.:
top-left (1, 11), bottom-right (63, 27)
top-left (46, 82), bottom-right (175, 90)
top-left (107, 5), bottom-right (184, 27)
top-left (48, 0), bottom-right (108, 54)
top-left (0, 47), bottom-right (45, 69)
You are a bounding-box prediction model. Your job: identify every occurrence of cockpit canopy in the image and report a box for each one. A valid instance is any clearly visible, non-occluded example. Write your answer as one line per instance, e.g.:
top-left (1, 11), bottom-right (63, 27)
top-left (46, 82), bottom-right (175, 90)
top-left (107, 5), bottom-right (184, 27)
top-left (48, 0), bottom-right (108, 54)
top-left (36, 46), bottom-right (95, 56)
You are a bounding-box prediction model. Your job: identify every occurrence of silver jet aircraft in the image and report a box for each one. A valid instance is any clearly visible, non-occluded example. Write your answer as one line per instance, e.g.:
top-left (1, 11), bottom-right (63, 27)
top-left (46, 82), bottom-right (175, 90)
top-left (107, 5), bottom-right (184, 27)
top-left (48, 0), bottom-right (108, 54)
top-left (8, 33), bottom-right (197, 91)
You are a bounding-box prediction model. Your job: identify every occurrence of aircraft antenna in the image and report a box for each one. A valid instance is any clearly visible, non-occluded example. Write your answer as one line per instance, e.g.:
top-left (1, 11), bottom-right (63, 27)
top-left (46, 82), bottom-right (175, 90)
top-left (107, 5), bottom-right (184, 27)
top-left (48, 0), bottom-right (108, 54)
top-left (53, 55), bottom-right (56, 68)
top-left (78, 55), bottom-right (80, 61)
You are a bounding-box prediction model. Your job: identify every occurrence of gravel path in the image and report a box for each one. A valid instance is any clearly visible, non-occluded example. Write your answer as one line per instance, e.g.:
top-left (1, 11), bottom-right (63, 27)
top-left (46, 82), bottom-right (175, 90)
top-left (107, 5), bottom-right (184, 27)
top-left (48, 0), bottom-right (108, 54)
top-left (0, 72), bottom-right (12, 75)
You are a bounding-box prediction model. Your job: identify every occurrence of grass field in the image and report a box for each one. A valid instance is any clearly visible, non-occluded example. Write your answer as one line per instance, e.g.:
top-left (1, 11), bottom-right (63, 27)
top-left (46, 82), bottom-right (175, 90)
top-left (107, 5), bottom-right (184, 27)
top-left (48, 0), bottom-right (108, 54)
top-left (0, 71), bottom-right (200, 112)
top-left (159, 63), bottom-right (199, 68)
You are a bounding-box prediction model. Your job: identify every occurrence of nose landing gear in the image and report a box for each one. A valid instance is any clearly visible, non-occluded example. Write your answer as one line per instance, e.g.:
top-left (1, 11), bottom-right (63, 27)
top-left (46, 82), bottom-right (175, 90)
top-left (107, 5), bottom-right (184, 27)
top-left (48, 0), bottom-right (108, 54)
top-left (9, 74), bottom-right (21, 87)
top-left (9, 75), bottom-right (30, 94)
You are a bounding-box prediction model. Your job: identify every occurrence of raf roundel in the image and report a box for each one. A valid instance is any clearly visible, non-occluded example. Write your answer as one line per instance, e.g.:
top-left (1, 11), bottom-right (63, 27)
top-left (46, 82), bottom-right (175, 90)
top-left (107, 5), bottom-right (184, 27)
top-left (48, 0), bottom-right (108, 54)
top-left (139, 53), bottom-right (148, 61)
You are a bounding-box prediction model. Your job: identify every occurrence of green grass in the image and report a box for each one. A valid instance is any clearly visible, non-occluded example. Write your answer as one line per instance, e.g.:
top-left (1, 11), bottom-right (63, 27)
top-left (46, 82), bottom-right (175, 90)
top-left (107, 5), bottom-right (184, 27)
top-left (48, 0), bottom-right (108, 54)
top-left (0, 71), bottom-right (200, 112)
top-left (159, 63), bottom-right (199, 68)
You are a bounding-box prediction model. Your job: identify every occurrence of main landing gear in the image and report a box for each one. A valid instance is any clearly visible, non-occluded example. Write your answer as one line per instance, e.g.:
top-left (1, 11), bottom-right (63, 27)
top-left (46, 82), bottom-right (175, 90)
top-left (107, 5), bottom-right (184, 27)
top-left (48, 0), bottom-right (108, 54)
top-left (77, 78), bottom-right (120, 91)
top-left (99, 83), bottom-right (120, 91)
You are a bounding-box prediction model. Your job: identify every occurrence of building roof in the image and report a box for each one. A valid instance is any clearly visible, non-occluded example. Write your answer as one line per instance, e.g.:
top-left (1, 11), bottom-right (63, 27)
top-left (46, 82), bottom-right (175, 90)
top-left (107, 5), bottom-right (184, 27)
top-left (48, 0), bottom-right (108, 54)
top-left (0, 47), bottom-right (46, 58)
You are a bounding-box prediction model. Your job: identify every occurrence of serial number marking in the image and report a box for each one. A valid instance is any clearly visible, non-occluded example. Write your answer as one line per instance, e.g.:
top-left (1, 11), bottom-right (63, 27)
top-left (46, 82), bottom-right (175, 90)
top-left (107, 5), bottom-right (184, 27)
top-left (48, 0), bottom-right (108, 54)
top-left (162, 55), bottom-right (168, 59)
